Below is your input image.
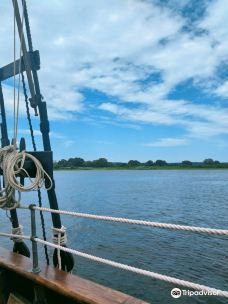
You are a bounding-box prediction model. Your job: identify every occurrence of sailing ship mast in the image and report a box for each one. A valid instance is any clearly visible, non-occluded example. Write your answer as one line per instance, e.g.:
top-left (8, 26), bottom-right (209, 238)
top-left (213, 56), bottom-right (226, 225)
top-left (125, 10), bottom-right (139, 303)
top-left (1, 2), bottom-right (227, 303)
top-left (0, 0), bottom-right (74, 271)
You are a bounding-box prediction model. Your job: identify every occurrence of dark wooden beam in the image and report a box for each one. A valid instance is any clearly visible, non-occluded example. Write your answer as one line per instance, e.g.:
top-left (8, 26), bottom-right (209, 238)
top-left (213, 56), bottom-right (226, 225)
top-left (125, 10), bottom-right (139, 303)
top-left (0, 151), bottom-right (52, 182)
top-left (0, 51), bottom-right (40, 82)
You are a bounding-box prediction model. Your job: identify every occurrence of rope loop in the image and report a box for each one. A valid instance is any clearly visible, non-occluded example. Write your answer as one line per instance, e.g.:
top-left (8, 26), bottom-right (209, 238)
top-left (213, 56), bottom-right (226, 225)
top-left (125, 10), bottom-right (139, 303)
top-left (11, 225), bottom-right (24, 243)
top-left (0, 145), bottom-right (53, 209)
top-left (52, 226), bottom-right (67, 246)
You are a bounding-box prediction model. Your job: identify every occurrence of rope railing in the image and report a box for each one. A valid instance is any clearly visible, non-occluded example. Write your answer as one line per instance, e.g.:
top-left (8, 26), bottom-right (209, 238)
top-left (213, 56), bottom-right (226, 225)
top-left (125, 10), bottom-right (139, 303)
top-left (19, 205), bottom-right (228, 236)
top-left (36, 238), bottom-right (228, 298)
top-left (0, 231), bottom-right (227, 298)
top-left (0, 231), bottom-right (30, 240)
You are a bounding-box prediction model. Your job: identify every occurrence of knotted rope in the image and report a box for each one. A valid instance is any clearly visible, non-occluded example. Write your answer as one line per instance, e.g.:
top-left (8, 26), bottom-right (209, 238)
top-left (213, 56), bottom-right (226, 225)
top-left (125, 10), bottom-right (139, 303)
top-left (52, 226), bottom-right (67, 269)
top-left (11, 225), bottom-right (24, 243)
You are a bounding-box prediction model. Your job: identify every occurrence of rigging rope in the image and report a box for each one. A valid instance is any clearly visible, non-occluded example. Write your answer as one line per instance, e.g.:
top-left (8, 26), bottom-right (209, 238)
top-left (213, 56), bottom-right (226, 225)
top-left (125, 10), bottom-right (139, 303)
top-left (21, 71), bottom-right (50, 265)
top-left (0, 231), bottom-right (227, 298)
top-left (13, 0), bottom-right (16, 146)
top-left (21, 72), bottom-right (36, 150)
top-left (22, 0), bottom-right (33, 52)
top-left (21, 205), bottom-right (228, 236)
top-left (6, 1), bottom-right (227, 298)
top-left (13, 0), bottom-right (25, 147)
top-left (35, 238), bottom-right (228, 298)
top-left (15, 0), bottom-right (25, 145)
top-left (21, 0), bottom-right (50, 265)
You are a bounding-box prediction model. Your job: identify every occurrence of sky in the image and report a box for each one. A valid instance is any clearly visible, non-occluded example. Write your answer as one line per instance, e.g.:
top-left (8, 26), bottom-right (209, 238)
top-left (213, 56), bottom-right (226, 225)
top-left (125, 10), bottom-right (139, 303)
top-left (1, 0), bottom-right (228, 162)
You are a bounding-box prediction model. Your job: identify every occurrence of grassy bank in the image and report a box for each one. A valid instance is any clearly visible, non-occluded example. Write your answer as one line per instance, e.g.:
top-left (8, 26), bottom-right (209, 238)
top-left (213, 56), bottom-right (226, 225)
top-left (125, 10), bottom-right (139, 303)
top-left (54, 165), bottom-right (228, 171)
top-left (54, 157), bottom-right (228, 170)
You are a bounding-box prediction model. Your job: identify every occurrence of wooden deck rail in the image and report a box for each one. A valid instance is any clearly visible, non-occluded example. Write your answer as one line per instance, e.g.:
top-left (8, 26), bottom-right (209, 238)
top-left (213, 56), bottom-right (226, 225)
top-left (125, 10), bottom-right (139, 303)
top-left (0, 247), bottom-right (148, 304)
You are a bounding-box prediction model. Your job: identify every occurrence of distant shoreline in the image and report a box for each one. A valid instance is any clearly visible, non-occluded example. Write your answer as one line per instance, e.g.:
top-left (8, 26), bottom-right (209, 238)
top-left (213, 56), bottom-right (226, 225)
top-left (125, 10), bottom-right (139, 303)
top-left (54, 166), bottom-right (228, 171)
top-left (54, 157), bottom-right (228, 170)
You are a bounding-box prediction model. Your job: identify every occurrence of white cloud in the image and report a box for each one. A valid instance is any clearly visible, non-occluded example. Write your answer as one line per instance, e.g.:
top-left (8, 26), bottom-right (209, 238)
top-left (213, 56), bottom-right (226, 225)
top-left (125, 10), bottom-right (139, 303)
top-left (199, 0), bottom-right (228, 43)
top-left (15, 129), bottom-right (65, 139)
top-left (99, 102), bottom-right (179, 125)
top-left (144, 138), bottom-right (188, 147)
top-left (1, 0), bottom-right (228, 140)
top-left (1, 84), bottom-right (27, 117)
top-left (214, 81), bottom-right (228, 98)
top-left (64, 140), bottom-right (75, 148)
top-left (16, 129), bottom-right (41, 137)
top-left (99, 101), bottom-right (228, 138)
top-left (99, 103), bottom-right (123, 115)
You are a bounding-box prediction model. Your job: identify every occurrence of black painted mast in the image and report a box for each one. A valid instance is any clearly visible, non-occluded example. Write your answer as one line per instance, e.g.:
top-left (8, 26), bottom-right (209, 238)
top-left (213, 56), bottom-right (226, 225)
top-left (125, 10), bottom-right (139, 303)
top-left (0, 0), bottom-right (74, 271)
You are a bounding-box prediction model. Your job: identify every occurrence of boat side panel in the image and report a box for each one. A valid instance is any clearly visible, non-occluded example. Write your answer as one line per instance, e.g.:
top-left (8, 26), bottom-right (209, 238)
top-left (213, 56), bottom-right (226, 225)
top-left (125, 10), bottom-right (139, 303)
top-left (0, 247), bottom-right (148, 304)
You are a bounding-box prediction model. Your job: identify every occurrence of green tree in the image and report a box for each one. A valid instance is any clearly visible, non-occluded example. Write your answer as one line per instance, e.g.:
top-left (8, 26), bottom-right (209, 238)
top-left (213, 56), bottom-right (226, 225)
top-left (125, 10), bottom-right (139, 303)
top-left (84, 160), bottom-right (92, 167)
top-left (92, 158), bottom-right (109, 167)
top-left (53, 161), bottom-right (60, 169)
top-left (145, 160), bottom-right (154, 166)
top-left (73, 157), bottom-right (85, 167)
top-left (67, 157), bottom-right (85, 167)
top-left (58, 159), bottom-right (68, 167)
top-left (182, 160), bottom-right (192, 166)
top-left (128, 160), bottom-right (141, 166)
top-left (203, 158), bottom-right (214, 165)
top-left (155, 160), bottom-right (167, 166)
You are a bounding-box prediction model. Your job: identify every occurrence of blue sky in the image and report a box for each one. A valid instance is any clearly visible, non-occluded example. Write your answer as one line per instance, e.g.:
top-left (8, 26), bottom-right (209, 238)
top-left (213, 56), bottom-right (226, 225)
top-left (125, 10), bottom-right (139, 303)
top-left (1, 0), bottom-right (228, 162)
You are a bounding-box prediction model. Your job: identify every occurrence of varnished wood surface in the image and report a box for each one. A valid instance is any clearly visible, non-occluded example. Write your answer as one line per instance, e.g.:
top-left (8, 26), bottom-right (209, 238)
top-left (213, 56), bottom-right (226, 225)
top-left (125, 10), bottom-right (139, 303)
top-left (0, 247), bottom-right (148, 304)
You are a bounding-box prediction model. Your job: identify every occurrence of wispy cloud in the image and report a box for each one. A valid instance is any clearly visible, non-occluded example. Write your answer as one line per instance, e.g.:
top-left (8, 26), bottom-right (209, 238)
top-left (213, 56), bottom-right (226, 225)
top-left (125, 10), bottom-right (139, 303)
top-left (15, 129), bottom-right (65, 139)
top-left (1, 0), bottom-right (228, 141)
top-left (16, 129), bottom-right (41, 137)
top-left (64, 140), bottom-right (75, 148)
top-left (214, 81), bottom-right (228, 98)
top-left (144, 138), bottom-right (188, 147)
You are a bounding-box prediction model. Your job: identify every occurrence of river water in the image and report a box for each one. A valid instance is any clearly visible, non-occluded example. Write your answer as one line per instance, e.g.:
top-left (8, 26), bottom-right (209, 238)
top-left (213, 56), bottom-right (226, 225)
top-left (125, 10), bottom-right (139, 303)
top-left (0, 170), bottom-right (228, 303)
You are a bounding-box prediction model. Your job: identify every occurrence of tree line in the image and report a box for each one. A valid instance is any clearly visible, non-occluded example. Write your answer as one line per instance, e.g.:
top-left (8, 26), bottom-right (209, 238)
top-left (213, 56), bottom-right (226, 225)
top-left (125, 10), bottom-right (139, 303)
top-left (54, 157), bottom-right (228, 169)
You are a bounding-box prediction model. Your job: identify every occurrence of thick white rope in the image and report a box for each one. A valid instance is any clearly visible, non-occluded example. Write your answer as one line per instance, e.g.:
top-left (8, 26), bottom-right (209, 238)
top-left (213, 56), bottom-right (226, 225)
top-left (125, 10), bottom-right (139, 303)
top-left (52, 226), bottom-right (67, 246)
top-left (20, 205), bottom-right (228, 236)
top-left (35, 238), bottom-right (228, 298)
top-left (52, 226), bottom-right (67, 269)
top-left (11, 225), bottom-right (24, 243)
top-left (5, 148), bottom-right (53, 192)
top-left (13, 0), bottom-right (16, 145)
top-left (0, 231), bottom-right (227, 298)
top-left (0, 231), bottom-right (30, 240)
top-left (0, 147), bottom-right (19, 209)
top-left (12, 0), bottom-right (25, 147)
top-left (0, 146), bottom-right (52, 209)
top-left (14, 0), bottom-right (25, 145)
top-left (2, 1), bottom-right (46, 209)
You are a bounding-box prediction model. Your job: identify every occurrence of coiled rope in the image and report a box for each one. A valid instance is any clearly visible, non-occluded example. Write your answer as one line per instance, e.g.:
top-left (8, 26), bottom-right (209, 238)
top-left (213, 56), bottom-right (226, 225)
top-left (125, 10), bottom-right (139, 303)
top-left (0, 145), bottom-right (52, 209)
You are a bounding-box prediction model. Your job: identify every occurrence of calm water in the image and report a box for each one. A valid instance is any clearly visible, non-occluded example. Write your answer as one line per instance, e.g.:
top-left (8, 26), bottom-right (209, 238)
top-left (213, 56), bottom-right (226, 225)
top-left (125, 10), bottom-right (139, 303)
top-left (0, 170), bottom-right (228, 303)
